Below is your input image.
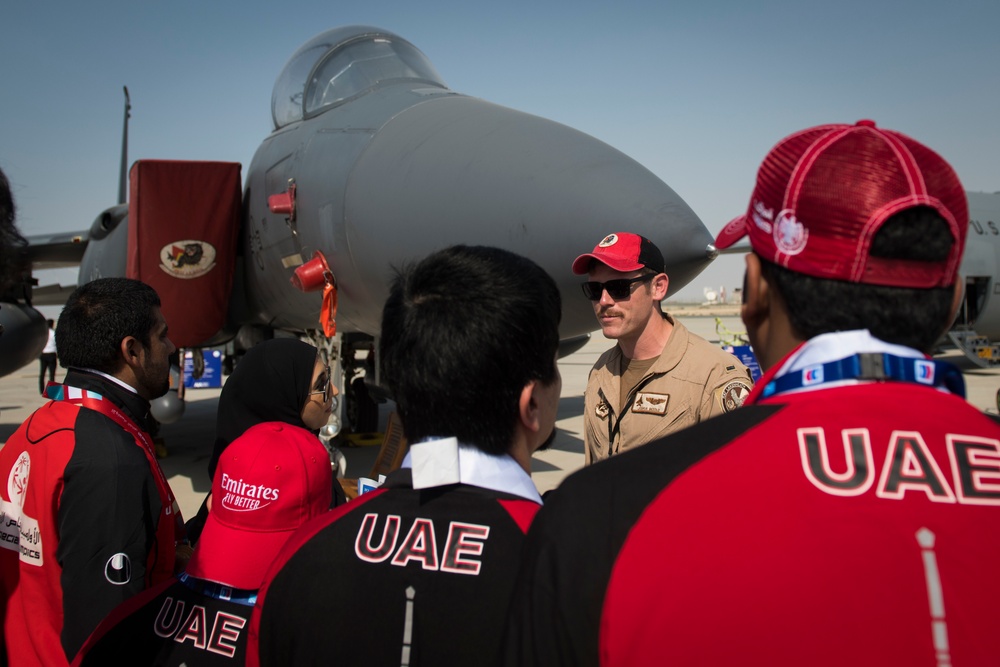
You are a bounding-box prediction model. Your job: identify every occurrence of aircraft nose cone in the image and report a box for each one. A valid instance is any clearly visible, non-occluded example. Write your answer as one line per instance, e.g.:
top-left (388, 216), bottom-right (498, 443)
top-left (346, 95), bottom-right (713, 337)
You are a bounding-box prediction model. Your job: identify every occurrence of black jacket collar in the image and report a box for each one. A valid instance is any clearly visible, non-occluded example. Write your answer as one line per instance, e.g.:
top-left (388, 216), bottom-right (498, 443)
top-left (63, 369), bottom-right (154, 433)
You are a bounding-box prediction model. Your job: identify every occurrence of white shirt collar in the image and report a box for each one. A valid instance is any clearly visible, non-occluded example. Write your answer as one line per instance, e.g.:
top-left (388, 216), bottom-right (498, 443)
top-left (74, 367), bottom-right (140, 395)
top-left (401, 437), bottom-right (542, 504)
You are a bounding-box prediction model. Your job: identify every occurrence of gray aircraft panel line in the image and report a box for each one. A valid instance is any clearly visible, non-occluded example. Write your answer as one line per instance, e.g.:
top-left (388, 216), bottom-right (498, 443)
top-left (1, 313), bottom-right (998, 520)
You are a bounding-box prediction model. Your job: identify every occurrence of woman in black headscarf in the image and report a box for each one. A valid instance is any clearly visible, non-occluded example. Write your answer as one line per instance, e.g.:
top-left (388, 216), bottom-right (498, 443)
top-left (186, 338), bottom-right (344, 542)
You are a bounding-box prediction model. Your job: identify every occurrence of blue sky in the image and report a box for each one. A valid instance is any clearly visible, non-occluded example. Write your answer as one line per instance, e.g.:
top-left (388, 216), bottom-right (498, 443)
top-left (3, 0), bottom-right (998, 301)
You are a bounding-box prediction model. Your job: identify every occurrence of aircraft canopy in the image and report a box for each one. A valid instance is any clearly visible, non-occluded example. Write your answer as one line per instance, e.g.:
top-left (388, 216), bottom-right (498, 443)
top-left (272, 26), bottom-right (447, 130)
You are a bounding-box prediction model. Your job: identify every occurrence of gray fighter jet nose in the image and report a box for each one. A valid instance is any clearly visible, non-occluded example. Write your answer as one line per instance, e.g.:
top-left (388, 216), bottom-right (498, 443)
top-left (345, 94), bottom-right (713, 337)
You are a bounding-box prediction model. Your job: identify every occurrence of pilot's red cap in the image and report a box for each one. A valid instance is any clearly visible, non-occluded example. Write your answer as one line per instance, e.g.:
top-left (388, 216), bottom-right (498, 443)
top-left (572, 232), bottom-right (666, 275)
top-left (715, 120), bottom-right (968, 288)
top-left (186, 422), bottom-right (332, 590)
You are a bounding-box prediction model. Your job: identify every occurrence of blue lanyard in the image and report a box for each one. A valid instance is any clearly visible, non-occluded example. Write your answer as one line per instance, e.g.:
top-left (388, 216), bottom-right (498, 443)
top-left (761, 353), bottom-right (966, 400)
top-left (177, 572), bottom-right (258, 607)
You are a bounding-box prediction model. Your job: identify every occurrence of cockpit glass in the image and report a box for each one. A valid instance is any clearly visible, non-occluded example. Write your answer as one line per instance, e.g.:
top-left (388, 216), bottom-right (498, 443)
top-left (272, 30), bottom-right (446, 130)
top-left (304, 37), bottom-right (444, 117)
top-left (272, 44), bottom-right (328, 129)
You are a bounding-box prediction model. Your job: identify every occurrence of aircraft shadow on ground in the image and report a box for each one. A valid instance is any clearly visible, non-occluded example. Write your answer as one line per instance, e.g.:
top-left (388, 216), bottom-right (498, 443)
top-left (558, 394), bottom-right (585, 420)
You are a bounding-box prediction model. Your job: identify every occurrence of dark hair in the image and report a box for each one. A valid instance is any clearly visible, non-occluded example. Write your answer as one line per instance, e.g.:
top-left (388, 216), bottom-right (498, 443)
top-left (761, 206), bottom-right (956, 353)
top-left (0, 168), bottom-right (28, 296)
top-left (57, 278), bottom-right (162, 373)
top-left (380, 245), bottom-right (561, 456)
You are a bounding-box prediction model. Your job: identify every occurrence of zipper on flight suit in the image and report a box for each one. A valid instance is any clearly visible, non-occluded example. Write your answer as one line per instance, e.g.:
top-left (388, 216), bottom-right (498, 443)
top-left (602, 371), bottom-right (665, 456)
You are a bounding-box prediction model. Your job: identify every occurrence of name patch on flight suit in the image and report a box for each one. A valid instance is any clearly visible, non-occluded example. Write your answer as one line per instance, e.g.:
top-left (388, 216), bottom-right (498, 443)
top-left (718, 380), bottom-right (752, 412)
top-left (632, 392), bottom-right (669, 415)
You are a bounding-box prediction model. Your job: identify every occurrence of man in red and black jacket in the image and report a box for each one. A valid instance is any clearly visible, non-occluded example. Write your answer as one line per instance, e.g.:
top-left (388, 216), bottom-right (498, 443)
top-left (248, 246), bottom-right (563, 666)
top-left (504, 121), bottom-right (1000, 665)
top-left (0, 278), bottom-right (185, 666)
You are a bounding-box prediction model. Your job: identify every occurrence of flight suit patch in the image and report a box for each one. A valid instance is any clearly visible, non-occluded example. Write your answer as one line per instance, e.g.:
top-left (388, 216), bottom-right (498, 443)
top-left (595, 402), bottom-right (610, 420)
top-left (719, 380), bottom-right (752, 412)
top-left (632, 392), bottom-right (669, 415)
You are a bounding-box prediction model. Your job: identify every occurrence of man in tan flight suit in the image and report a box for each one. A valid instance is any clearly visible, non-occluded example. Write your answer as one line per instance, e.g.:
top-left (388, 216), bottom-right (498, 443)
top-left (573, 232), bottom-right (753, 464)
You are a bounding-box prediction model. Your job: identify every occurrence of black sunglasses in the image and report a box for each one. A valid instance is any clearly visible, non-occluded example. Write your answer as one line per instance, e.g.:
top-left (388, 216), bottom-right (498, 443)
top-left (581, 274), bottom-right (655, 301)
top-left (309, 366), bottom-right (338, 409)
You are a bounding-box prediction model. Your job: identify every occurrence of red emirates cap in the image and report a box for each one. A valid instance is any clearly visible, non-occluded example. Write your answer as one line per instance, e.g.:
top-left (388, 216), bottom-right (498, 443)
top-left (715, 120), bottom-right (967, 288)
top-left (186, 422), bottom-right (332, 589)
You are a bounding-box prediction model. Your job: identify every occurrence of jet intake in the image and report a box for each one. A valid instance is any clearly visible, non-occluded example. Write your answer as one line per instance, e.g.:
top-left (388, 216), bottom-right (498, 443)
top-left (0, 303), bottom-right (47, 378)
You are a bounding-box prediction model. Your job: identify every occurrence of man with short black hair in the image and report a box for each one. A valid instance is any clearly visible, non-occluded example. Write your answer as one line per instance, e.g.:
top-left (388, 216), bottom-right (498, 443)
top-left (573, 232), bottom-right (751, 463)
top-left (249, 245), bottom-right (562, 666)
top-left (0, 277), bottom-right (185, 666)
top-left (505, 121), bottom-right (1000, 665)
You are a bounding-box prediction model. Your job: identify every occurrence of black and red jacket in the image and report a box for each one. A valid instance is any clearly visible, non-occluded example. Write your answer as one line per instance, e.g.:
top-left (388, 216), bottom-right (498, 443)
top-left (72, 573), bottom-right (255, 666)
top-left (249, 466), bottom-right (540, 667)
top-left (0, 370), bottom-right (176, 666)
top-left (505, 339), bottom-right (1000, 666)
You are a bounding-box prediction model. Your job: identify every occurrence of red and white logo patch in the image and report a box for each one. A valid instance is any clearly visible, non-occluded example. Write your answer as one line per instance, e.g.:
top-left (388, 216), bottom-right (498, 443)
top-left (774, 210), bottom-right (808, 255)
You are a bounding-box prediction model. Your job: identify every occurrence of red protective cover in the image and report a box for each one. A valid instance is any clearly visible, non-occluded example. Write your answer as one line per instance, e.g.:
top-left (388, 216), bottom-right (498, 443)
top-left (127, 160), bottom-right (241, 348)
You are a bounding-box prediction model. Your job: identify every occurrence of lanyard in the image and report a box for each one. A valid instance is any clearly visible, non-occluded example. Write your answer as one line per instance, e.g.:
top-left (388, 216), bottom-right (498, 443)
top-left (761, 353), bottom-right (966, 400)
top-left (46, 384), bottom-right (186, 542)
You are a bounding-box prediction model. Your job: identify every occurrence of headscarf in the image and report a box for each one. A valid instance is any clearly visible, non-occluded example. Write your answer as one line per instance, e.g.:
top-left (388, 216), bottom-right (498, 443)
top-left (207, 338), bottom-right (318, 481)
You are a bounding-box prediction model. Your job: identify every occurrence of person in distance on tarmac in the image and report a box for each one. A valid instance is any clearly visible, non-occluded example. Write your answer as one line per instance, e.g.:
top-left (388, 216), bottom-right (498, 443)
top-left (39, 319), bottom-right (58, 395)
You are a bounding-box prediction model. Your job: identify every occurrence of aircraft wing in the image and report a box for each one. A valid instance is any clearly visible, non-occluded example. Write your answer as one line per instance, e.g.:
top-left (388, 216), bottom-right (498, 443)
top-left (25, 230), bottom-right (89, 270)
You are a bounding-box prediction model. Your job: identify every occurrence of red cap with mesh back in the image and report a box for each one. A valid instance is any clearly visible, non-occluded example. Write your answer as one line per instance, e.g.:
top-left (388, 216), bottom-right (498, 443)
top-left (714, 120), bottom-right (967, 288)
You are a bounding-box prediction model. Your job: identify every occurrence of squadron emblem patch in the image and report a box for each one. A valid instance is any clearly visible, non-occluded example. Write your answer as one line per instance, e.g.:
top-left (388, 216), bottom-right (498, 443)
top-left (595, 402), bottom-right (610, 420)
top-left (632, 392), bottom-right (669, 415)
top-left (719, 381), bottom-right (752, 412)
top-left (159, 239), bottom-right (217, 279)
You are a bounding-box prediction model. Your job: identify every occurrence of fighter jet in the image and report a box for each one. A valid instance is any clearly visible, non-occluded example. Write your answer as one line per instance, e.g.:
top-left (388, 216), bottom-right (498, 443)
top-left (949, 191), bottom-right (1000, 366)
top-left (2, 25), bottom-right (715, 430)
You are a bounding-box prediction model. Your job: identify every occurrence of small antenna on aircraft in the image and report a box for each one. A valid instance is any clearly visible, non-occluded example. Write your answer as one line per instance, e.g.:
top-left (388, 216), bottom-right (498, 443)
top-left (118, 86), bottom-right (131, 205)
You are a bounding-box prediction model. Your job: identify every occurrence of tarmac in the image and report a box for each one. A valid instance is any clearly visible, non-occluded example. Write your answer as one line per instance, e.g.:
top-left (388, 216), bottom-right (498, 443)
top-left (2, 308), bottom-right (999, 521)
